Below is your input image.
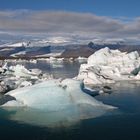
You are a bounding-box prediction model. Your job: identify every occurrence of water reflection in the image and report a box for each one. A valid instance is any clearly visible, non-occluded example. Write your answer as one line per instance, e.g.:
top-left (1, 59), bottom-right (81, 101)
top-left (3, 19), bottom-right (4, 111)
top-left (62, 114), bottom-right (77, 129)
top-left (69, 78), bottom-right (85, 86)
top-left (0, 105), bottom-right (116, 128)
top-left (95, 81), bottom-right (140, 113)
top-left (0, 107), bottom-right (79, 128)
top-left (7, 60), bottom-right (83, 78)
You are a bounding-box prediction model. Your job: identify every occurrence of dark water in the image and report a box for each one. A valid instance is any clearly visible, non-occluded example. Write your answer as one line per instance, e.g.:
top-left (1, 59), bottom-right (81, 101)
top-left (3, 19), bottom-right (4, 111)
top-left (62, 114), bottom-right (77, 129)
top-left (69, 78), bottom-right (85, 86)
top-left (1, 61), bottom-right (140, 140)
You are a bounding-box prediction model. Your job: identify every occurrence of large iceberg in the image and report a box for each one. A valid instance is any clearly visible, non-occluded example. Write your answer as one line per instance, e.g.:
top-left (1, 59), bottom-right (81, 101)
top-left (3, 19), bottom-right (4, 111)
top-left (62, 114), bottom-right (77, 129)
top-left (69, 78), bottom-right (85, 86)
top-left (1, 79), bottom-right (115, 124)
top-left (2, 79), bottom-right (114, 109)
top-left (77, 47), bottom-right (140, 85)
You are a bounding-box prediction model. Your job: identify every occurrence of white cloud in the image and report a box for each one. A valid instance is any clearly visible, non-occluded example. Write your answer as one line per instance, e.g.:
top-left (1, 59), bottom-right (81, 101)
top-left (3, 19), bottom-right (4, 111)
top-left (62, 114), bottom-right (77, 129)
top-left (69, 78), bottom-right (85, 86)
top-left (0, 10), bottom-right (140, 42)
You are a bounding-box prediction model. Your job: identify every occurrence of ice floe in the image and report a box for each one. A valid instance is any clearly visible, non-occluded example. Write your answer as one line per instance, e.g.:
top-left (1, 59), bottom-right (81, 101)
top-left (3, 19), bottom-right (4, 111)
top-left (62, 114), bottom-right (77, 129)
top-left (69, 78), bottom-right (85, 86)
top-left (8, 65), bottom-right (40, 79)
top-left (0, 63), bottom-right (52, 94)
top-left (2, 79), bottom-right (114, 109)
top-left (76, 56), bottom-right (87, 63)
top-left (77, 47), bottom-right (140, 85)
top-left (1, 78), bottom-right (116, 126)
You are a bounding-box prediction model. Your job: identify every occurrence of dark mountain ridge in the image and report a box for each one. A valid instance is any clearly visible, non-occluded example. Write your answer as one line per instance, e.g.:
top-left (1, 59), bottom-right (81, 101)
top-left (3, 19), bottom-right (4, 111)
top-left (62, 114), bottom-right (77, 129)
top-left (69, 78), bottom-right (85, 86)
top-left (0, 42), bottom-right (140, 59)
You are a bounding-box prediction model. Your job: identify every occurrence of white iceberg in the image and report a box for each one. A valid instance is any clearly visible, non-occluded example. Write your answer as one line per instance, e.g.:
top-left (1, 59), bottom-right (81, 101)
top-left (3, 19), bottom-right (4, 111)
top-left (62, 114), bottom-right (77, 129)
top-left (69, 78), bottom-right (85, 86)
top-left (76, 56), bottom-right (87, 63)
top-left (29, 59), bottom-right (37, 64)
top-left (3, 79), bottom-right (114, 109)
top-left (0, 63), bottom-right (54, 93)
top-left (8, 65), bottom-right (40, 79)
top-left (77, 47), bottom-right (140, 85)
top-left (1, 79), bottom-right (116, 123)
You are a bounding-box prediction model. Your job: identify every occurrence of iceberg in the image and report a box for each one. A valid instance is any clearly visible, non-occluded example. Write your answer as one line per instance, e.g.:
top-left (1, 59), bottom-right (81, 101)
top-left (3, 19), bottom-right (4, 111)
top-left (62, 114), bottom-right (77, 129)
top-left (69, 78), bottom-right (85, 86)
top-left (2, 79), bottom-right (114, 109)
top-left (76, 56), bottom-right (87, 63)
top-left (8, 65), bottom-right (40, 79)
top-left (29, 59), bottom-right (37, 64)
top-left (1, 79), bottom-right (116, 125)
top-left (0, 63), bottom-right (54, 94)
top-left (77, 47), bottom-right (140, 85)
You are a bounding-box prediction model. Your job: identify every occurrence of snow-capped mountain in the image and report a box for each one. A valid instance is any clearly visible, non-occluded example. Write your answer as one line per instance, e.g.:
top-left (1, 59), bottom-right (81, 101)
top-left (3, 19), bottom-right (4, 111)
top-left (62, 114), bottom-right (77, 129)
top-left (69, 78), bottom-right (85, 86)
top-left (0, 37), bottom-right (140, 58)
top-left (92, 38), bottom-right (126, 45)
top-left (0, 37), bottom-right (127, 48)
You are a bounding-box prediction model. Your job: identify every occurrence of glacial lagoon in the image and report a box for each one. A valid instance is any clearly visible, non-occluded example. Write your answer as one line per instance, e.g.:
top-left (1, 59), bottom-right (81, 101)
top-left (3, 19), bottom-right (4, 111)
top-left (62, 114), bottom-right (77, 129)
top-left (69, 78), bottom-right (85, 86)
top-left (0, 60), bottom-right (140, 140)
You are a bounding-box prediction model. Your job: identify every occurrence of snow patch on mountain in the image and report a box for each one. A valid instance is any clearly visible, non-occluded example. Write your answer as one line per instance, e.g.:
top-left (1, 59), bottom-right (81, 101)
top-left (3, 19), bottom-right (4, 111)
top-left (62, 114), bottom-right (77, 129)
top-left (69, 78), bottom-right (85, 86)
top-left (10, 51), bottom-right (26, 57)
top-left (4, 42), bottom-right (28, 47)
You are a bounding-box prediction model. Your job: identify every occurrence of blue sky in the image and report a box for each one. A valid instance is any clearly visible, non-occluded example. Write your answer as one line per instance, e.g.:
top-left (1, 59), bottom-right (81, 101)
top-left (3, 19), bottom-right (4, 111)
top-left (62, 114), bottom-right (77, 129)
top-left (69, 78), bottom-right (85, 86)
top-left (0, 0), bottom-right (140, 18)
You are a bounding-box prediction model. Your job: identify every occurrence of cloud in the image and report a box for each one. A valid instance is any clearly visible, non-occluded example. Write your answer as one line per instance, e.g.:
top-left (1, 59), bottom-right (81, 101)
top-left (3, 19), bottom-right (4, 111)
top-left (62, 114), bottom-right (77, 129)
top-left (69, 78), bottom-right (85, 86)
top-left (0, 10), bottom-right (140, 42)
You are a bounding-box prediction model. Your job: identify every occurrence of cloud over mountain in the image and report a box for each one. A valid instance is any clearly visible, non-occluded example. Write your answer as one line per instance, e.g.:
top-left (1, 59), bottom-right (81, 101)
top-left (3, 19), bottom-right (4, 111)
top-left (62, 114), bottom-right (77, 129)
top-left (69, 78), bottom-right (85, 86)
top-left (0, 10), bottom-right (140, 42)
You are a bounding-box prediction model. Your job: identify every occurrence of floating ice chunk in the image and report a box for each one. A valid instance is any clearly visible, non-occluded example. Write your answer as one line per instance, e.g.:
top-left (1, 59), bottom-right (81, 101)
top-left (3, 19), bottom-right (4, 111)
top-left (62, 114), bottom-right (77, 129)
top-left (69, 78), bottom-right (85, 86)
top-left (56, 58), bottom-right (64, 62)
top-left (0, 63), bottom-right (53, 93)
top-left (76, 56), bottom-right (87, 63)
top-left (29, 68), bottom-right (42, 76)
top-left (8, 65), bottom-right (41, 78)
top-left (1, 79), bottom-right (116, 127)
top-left (2, 79), bottom-right (115, 113)
top-left (77, 47), bottom-right (140, 85)
top-left (29, 59), bottom-right (37, 64)
top-left (49, 57), bottom-right (57, 62)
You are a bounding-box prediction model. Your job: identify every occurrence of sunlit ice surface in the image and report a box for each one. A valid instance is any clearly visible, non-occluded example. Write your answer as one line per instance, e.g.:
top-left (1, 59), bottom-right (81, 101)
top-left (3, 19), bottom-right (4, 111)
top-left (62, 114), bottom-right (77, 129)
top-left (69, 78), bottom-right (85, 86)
top-left (0, 79), bottom-right (117, 128)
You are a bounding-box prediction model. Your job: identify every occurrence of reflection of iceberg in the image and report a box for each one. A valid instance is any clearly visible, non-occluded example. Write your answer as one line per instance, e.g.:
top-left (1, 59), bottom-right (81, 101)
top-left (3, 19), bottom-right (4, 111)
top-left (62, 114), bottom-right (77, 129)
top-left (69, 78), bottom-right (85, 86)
top-left (1, 79), bottom-right (116, 127)
top-left (1, 107), bottom-right (81, 128)
top-left (1, 105), bottom-right (116, 128)
top-left (50, 62), bottom-right (64, 68)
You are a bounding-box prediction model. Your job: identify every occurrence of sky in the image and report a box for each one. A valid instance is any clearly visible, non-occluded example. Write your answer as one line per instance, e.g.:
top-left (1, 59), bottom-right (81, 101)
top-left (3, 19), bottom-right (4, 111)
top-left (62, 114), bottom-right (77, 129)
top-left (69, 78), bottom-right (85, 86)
top-left (0, 0), bottom-right (140, 43)
top-left (0, 0), bottom-right (140, 18)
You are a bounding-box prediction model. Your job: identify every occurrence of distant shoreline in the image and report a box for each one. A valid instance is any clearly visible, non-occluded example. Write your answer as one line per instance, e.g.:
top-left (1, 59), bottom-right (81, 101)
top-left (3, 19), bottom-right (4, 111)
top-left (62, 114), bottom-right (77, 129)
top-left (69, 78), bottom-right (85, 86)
top-left (0, 56), bottom-right (85, 60)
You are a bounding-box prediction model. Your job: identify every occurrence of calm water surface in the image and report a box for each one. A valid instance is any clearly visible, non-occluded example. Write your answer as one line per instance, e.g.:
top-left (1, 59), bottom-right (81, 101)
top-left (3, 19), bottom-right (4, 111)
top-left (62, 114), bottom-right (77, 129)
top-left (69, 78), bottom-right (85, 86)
top-left (1, 60), bottom-right (140, 140)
